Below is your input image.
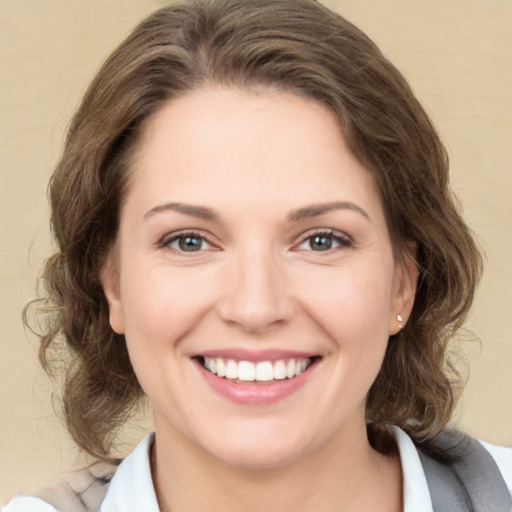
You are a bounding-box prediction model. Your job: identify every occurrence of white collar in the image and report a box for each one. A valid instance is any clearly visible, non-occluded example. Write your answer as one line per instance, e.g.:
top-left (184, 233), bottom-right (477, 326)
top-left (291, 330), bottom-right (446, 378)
top-left (100, 433), bottom-right (159, 512)
top-left (389, 425), bottom-right (434, 512)
top-left (101, 427), bottom-right (433, 512)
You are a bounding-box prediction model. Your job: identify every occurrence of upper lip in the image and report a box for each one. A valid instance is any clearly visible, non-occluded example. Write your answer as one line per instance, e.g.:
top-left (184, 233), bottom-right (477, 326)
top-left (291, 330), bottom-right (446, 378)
top-left (191, 348), bottom-right (319, 363)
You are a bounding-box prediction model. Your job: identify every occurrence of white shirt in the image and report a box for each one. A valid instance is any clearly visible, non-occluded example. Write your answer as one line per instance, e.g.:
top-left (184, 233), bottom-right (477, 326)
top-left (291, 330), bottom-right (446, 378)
top-left (4, 427), bottom-right (512, 512)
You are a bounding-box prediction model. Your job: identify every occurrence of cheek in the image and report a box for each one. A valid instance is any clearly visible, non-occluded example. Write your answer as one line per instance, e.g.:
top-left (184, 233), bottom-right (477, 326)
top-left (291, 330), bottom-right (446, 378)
top-left (315, 271), bottom-right (394, 399)
top-left (117, 266), bottom-right (214, 410)
top-left (295, 261), bottom-right (394, 403)
top-left (119, 263), bottom-right (218, 351)
top-left (299, 264), bottom-right (394, 345)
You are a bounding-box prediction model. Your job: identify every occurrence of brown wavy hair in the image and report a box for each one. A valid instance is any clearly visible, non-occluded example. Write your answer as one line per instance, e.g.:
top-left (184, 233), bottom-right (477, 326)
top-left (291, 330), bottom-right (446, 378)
top-left (31, 0), bottom-right (482, 459)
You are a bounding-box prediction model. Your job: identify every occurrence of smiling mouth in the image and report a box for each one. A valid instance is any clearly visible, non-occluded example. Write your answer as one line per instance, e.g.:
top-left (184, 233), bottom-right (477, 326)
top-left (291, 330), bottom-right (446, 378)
top-left (197, 356), bottom-right (318, 384)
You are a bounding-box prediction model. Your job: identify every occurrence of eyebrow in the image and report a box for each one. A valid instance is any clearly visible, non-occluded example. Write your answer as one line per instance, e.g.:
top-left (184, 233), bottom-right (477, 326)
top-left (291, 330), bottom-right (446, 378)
top-left (287, 201), bottom-right (370, 222)
top-left (143, 200), bottom-right (370, 223)
top-left (144, 202), bottom-right (220, 221)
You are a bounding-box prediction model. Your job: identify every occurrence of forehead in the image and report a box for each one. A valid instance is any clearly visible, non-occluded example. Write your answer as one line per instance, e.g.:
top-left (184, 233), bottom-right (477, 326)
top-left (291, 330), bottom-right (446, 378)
top-left (126, 86), bottom-right (384, 224)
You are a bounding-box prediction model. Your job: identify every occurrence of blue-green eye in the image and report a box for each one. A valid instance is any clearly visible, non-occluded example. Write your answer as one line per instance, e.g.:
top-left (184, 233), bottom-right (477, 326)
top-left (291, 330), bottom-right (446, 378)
top-left (298, 231), bottom-right (350, 251)
top-left (166, 233), bottom-right (212, 252)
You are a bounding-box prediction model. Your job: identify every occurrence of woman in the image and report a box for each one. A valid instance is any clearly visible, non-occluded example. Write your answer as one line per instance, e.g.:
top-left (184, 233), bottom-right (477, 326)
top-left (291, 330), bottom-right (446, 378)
top-left (4, 0), bottom-right (511, 510)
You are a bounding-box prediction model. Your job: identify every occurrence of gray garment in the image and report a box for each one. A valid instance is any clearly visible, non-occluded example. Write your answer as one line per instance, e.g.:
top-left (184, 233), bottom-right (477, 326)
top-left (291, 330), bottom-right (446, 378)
top-left (418, 427), bottom-right (512, 512)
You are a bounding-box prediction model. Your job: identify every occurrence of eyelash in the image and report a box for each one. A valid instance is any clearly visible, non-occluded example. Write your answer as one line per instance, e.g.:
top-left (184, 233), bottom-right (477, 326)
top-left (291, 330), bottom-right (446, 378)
top-left (160, 229), bottom-right (352, 254)
top-left (160, 231), bottom-right (215, 253)
top-left (296, 229), bottom-right (352, 252)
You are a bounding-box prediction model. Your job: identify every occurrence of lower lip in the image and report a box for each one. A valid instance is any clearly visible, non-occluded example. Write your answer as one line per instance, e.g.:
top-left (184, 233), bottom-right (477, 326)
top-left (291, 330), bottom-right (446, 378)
top-left (196, 361), bottom-right (317, 406)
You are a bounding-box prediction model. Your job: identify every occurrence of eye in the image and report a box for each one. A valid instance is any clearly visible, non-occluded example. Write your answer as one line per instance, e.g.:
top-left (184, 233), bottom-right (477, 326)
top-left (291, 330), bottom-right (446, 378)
top-left (163, 232), bottom-right (213, 252)
top-left (297, 230), bottom-right (351, 252)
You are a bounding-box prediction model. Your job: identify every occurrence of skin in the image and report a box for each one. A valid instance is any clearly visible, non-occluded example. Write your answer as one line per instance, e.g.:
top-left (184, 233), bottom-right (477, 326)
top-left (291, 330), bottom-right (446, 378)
top-left (102, 86), bottom-right (418, 511)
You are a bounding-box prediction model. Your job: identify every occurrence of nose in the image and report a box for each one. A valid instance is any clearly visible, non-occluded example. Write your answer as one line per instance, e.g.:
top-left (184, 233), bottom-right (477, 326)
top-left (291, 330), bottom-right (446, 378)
top-left (217, 245), bottom-right (295, 334)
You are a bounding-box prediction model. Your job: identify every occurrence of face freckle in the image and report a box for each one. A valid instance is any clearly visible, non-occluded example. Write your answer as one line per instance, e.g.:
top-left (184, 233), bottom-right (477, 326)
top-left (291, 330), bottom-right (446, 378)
top-left (101, 86), bottom-right (417, 469)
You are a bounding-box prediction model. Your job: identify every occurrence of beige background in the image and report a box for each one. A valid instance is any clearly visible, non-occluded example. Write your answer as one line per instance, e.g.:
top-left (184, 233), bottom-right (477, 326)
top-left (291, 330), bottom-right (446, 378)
top-left (1, 0), bottom-right (511, 503)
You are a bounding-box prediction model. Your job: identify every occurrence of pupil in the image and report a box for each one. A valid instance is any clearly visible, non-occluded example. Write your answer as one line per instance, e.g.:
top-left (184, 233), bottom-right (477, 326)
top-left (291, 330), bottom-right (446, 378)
top-left (179, 236), bottom-right (202, 251)
top-left (311, 235), bottom-right (332, 251)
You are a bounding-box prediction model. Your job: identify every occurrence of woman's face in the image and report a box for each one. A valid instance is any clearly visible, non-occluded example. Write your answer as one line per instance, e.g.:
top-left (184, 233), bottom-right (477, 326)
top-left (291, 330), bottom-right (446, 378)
top-left (102, 87), bottom-right (417, 469)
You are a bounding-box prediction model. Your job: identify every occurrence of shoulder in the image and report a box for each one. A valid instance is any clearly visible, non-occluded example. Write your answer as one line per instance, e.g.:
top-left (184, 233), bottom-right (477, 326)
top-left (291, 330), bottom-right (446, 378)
top-left (2, 461), bottom-right (117, 512)
top-left (480, 439), bottom-right (512, 492)
top-left (390, 425), bottom-right (512, 511)
top-left (417, 427), bottom-right (512, 510)
top-left (2, 495), bottom-right (57, 512)
top-left (3, 434), bottom-right (156, 512)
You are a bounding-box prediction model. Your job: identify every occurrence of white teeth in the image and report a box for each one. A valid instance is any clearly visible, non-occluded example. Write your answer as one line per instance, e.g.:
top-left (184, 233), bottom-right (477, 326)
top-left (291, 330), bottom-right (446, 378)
top-left (238, 361), bottom-right (256, 381)
top-left (273, 360), bottom-right (286, 380)
top-left (216, 358), bottom-right (226, 377)
top-left (202, 356), bottom-right (312, 382)
top-left (225, 359), bottom-right (238, 379)
top-left (286, 359), bottom-right (296, 378)
top-left (256, 361), bottom-right (274, 381)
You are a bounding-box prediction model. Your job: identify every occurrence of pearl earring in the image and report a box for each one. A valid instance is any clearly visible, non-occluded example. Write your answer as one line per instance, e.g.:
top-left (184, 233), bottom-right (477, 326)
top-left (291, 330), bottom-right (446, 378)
top-left (397, 314), bottom-right (404, 329)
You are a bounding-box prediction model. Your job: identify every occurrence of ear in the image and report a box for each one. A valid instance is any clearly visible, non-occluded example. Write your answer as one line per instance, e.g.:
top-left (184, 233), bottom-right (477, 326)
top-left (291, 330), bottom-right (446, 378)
top-left (100, 250), bottom-right (125, 334)
top-left (388, 242), bottom-right (419, 336)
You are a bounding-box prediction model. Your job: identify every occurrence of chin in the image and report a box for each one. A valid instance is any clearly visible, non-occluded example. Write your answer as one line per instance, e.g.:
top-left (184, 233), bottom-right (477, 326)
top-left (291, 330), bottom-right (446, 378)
top-left (195, 423), bottom-right (314, 470)
top-left (209, 442), bottom-right (303, 470)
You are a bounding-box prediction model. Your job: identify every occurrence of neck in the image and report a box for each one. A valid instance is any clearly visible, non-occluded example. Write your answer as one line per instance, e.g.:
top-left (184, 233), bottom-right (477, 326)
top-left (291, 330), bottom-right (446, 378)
top-left (151, 419), bottom-right (402, 512)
